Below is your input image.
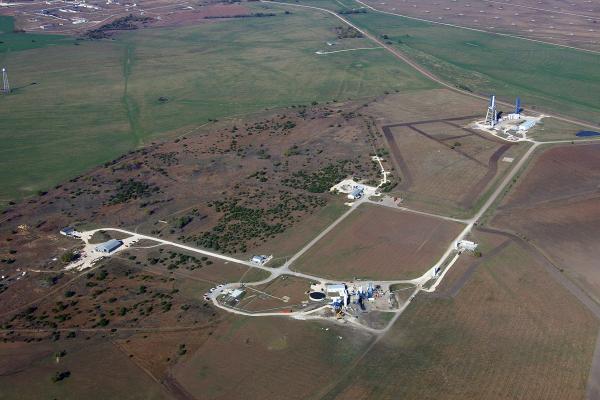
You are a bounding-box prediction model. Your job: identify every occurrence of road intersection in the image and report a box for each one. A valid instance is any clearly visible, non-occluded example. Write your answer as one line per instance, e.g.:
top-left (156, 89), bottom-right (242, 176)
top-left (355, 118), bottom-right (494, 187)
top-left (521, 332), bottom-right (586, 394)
top-left (63, 132), bottom-right (599, 336)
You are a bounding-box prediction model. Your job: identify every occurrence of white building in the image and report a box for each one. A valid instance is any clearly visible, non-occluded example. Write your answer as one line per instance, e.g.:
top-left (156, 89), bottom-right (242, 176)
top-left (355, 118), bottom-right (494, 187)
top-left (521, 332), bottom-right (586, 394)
top-left (251, 255), bottom-right (268, 265)
top-left (347, 186), bottom-right (364, 200)
top-left (457, 240), bottom-right (478, 252)
top-left (326, 284), bottom-right (349, 307)
top-left (95, 239), bottom-right (123, 254)
top-left (518, 119), bottom-right (537, 131)
top-left (60, 227), bottom-right (82, 238)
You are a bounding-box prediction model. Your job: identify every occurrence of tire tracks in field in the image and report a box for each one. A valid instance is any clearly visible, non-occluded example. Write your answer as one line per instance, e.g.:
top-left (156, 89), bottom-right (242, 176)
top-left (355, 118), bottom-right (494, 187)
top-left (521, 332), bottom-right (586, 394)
top-left (380, 114), bottom-right (513, 209)
top-left (122, 43), bottom-right (143, 145)
top-left (478, 226), bottom-right (600, 319)
top-left (459, 143), bottom-right (511, 209)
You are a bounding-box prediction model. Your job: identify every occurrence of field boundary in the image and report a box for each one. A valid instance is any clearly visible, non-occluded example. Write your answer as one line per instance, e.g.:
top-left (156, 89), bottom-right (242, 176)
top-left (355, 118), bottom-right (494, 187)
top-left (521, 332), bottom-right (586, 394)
top-left (477, 226), bottom-right (600, 398)
top-left (381, 115), bottom-right (514, 209)
top-left (355, 0), bottom-right (600, 56)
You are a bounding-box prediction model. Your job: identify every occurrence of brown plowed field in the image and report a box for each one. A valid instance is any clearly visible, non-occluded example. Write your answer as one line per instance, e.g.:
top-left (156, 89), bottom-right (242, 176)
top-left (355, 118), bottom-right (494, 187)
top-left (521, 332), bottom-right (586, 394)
top-left (322, 238), bottom-right (599, 399)
top-left (492, 143), bottom-right (600, 303)
top-left (292, 204), bottom-right (465, 280)
top-left (0, 338), bottom-right (167, 399)
top-left (172, 317), bottom-right (374, 400)
top-left (363, 0), bottom-right (600, 52)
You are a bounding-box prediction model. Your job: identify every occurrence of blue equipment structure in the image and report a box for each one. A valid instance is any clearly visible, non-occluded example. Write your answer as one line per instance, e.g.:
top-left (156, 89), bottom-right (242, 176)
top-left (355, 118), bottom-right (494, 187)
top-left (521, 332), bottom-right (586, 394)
top-left (576, 131), bottom-right (600, 137)
top-left (331, 299), bottom-right (343, 310)
top-left (515, 97), bottom-right (521, 114)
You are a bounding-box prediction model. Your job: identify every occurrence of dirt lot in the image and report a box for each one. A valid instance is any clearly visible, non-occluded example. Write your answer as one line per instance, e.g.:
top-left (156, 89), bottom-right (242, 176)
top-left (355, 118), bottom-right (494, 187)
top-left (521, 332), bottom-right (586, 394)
top-left (363, 0), bottom-right (600, 51)
top-left (322, 236), bottom-right (599, 399)
top-left (292, 203), bottom-right (465, 280)
top-left (491, 143), bottom-right (600, 304)
top-left (235, 275), bottom-right (312, 313)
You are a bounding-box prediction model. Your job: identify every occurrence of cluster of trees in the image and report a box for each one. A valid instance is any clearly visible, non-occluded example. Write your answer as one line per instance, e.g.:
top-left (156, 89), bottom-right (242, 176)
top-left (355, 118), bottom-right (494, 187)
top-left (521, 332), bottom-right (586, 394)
top-left (173, 215), bottom-right (193, 229)
top-left (379, 180), bottom-right (398, 193)
top-left (204, 12), bottom-right (276, 19)
top-left (108, 179), bottom-right (157, 205)
top-left (149, 250), bottom-right (210, 271)
top-left (154, 152), bottom-right (179, 167)
top-left (334, 26), bottom-right (364, 39)
top-left (189, 192), bottom-right (325, 253)
top-left (283, 161), bottom-right (353, 193)
top-left (2, 257), bottom-right (200, 334)
top-left (60, 250), bottom-right (78, 263)
top-left (51, 370), bottom-right (70, 383)
top-left (338, 9), bottom-right (367, 15)
top-left (85, 14), bottom-right (153, 39)
top-left (284, 145), bottom-right (303, 156)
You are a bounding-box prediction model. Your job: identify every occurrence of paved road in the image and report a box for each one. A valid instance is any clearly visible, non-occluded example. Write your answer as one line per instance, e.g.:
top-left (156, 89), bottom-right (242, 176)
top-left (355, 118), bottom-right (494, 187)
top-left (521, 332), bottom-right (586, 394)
top-left (9, 0), bottom-right (600, 333)
top-left (57, 138), bottom-right (598, 336)
top-left (89, 228), bottom-right (258, 268)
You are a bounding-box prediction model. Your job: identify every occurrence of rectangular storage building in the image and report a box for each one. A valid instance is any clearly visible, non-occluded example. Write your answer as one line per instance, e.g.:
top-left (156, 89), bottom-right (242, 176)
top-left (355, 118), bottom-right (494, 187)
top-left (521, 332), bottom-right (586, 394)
top-left (95, 239), bottom-right (123, 254)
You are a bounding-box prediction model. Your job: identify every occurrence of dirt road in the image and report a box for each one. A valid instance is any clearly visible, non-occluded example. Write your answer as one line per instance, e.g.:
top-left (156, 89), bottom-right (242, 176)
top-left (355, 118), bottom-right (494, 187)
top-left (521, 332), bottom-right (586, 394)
top-left (263, 0), bottom-right (600, 130)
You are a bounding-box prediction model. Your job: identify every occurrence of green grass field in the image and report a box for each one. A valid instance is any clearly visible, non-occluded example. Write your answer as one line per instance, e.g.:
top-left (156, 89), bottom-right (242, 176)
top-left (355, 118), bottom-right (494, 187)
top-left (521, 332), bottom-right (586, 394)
top-left (273, 1), bottom-right (600, 125)
top-left (0, 8), bottom-right (434, 202)
top-left (0, 16), bottom-right (73, 52)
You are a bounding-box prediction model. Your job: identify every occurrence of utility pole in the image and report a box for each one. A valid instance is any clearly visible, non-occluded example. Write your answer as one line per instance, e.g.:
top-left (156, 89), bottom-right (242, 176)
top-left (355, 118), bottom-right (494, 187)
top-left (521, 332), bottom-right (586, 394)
top-left (1, 67), bottom-right (9, 94)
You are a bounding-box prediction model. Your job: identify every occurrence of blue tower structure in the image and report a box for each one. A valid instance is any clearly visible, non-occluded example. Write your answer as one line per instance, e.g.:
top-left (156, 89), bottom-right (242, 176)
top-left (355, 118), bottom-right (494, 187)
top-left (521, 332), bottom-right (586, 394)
top-left (367, 282), bottom-right (374, 298)
top-left (515, 97), bottom-right (521, 114)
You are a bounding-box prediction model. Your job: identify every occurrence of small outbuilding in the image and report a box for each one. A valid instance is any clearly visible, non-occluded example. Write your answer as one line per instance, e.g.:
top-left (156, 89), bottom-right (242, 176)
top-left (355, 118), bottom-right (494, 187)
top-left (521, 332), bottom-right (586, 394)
top-left (95, 239), bottom-right (123, 254)
top-left (251, 255), bottom-right (268, 265)
top-left (517, 119), bottom-right (536, 131)
top-left (456, 240), bottom-right (478, 253)
top-left (60, 227), bottom-right (82, 238)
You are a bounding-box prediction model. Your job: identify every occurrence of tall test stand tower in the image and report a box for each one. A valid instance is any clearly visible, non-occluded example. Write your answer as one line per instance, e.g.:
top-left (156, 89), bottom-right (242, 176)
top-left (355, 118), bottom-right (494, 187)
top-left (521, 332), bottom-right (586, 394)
top-left (485, 95), bottom-right (497, 127)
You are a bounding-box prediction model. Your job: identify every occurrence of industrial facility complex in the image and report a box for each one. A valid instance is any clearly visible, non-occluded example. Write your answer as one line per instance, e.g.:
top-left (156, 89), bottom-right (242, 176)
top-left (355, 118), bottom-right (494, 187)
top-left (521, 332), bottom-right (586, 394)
top-left (214, 278), bottom-right (406, 329)
top-left (475, 95), bottom-right (542, 141)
